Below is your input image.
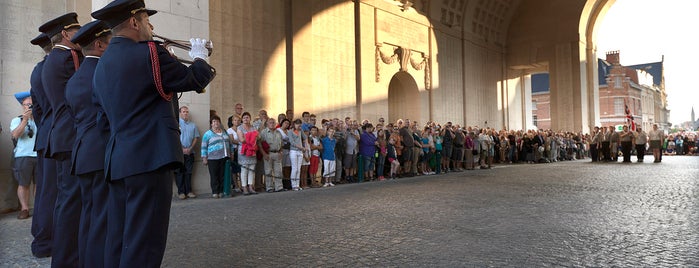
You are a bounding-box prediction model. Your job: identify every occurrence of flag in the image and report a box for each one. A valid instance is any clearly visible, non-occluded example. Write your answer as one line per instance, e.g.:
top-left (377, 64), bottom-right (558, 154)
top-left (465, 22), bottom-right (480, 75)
top-left (624, 99), bottom-right (636, 131)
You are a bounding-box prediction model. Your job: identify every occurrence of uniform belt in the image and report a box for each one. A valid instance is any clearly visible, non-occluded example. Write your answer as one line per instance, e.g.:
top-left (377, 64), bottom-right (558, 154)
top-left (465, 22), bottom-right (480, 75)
top-left (270, 150), bottom-right (280, 153)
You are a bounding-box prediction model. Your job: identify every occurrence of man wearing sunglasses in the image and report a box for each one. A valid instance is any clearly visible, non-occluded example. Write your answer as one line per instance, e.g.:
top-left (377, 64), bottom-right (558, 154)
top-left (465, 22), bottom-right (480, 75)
top-left (10, 92), bottom-right (38, 220)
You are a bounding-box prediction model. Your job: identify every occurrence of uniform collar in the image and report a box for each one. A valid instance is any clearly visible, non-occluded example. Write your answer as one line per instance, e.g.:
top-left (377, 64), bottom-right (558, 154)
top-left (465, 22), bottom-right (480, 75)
top-left (54, 44), bottom-right (72, 50)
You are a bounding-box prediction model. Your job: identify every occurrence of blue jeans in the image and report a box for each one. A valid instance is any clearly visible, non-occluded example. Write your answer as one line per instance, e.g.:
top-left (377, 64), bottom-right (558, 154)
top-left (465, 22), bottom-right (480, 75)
top-left (362, 155), bottom-right (375, 173)
top-left (376, 155), bottom-right (385, 177)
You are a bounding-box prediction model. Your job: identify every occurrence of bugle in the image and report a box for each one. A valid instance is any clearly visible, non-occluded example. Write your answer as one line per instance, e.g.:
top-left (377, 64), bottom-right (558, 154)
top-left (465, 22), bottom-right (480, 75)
top-left (152, 34), bottom-right (216, 92)
top-left (153, 34), bottom-right (213, 65)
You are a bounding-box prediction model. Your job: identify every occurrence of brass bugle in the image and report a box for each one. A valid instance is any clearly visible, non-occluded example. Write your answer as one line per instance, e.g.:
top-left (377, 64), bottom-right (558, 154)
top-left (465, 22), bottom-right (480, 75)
top-left (152, 34), bottom-right (216, 92)
top-left (153, 34), bottom-right (213, 64)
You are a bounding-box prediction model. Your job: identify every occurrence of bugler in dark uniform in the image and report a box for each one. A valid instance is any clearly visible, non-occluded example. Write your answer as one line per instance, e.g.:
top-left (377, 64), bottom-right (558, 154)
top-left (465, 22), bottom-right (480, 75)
top-left (38, 12), bottom-right (83, 267)
top-left (92, 0), bottom-right (215, 266)
top-left (65, 20), bottom-right (112, 268)
top-left (28, 32), bottom-right (58, 259)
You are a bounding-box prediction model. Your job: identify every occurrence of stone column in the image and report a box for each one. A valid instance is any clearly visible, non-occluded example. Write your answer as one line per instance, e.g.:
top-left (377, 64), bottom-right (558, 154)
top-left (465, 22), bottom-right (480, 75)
top-left (549, 41), bottom-right (590, 132)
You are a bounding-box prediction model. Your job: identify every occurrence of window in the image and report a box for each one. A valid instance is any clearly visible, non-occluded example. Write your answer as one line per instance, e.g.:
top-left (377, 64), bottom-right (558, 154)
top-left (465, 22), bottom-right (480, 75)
top-left (614, 97), bottom-right (624, 115)
top-left (533, 115), bottom-right (538, 127)
top-left (532, 101), bottom-right (537, 110)
top-left (614, 76), bottom-right (623, 88)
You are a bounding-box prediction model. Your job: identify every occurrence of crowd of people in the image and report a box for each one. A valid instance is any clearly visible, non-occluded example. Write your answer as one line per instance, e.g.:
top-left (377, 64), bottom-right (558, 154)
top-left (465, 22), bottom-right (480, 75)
top-left (4, 1), bottom-right (698, 267)
top-left (180, 104), bottom-right (699, 199)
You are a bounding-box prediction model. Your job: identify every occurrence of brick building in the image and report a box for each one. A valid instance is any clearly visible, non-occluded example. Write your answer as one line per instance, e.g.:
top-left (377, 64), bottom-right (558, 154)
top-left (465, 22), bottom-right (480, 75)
top-left (531, 73), bottom-right (552, 130)
top-left (531, 51), bottom-right (670, 132)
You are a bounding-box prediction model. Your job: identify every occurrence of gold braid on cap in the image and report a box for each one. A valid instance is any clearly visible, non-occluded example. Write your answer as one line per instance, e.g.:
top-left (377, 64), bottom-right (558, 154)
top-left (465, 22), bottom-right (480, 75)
top-left (130, 7), bottom-right (146, 14)
top-left (63, 23), bottom-right (80, 29)
top-left (95, 28), bottom-right (112, 37)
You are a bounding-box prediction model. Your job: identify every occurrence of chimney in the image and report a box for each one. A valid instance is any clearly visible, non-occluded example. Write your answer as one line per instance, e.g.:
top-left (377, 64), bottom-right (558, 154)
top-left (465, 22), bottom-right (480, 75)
top-left (606, 50), bottom-right (620, 65)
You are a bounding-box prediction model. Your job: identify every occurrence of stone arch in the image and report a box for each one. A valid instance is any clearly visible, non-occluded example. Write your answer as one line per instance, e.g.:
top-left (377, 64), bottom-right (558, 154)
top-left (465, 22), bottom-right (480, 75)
top-left (388, 71), bottom-right (420, 124)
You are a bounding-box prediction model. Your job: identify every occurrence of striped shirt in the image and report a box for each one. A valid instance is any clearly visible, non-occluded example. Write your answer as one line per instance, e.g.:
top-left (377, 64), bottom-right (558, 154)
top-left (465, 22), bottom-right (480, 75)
top-left (201, 129), bottom-right (230, 160)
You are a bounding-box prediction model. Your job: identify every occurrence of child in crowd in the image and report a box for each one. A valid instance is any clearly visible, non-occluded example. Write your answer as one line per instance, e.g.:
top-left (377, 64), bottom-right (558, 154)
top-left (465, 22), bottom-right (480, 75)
top-left (309, 126), bottom-right (323, 187)
top-left (321, 128), bottom-right (337, 186)
top-left (387, 136), bottom-right (400, 179)
top-left (376, 126), bottom-right (387, 180)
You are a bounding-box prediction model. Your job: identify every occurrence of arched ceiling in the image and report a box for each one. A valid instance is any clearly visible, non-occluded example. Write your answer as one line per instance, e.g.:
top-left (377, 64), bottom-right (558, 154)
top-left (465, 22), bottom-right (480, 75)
top-left (384, 0), bottom-right (522, 46)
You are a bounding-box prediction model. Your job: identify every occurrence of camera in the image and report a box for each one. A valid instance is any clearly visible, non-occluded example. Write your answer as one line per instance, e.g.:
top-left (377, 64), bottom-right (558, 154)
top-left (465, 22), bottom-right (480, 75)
top-left (28, 104), bottom-right (33, 110)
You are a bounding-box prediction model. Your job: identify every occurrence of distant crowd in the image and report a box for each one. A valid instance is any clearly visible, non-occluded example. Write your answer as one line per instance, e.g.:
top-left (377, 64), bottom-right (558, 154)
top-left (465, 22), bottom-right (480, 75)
top-left (176, 103), bottom-right (699, 199)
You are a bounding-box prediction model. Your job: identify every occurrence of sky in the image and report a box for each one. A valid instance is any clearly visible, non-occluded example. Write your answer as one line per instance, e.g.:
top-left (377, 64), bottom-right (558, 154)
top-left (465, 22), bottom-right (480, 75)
top-left (596, 0), bottom-right (699, 125)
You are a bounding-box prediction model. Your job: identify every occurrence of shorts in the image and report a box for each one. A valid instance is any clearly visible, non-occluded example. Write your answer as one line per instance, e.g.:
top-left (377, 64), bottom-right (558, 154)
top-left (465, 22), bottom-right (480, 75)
top-left (343, 153), bottom-right (357, 169)
top-left (452, 147), bottom-right (463, 161)
top-left (441, 146), bottom-right (453, 158)
top-left (650, 140), bottom-right (661, 149)
top-left (421, 151), bottom-right (431, 163)
top-left (13, 157), bottom-right (38, 186)
top-left (309, 155), bottom-right (320, 174)
top-left (323, 159), bottom-right (336, 177)
top-left (362, 155), bottom-right (375, 172)
top-left (401, 147), bottom-right (413, 163)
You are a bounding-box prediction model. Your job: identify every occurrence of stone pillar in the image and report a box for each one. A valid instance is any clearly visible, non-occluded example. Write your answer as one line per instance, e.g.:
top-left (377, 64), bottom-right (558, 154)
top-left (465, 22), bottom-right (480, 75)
top-left (549, 41), bottom-right (589, 132)
top-left (586, 43), bottom-right (601, 130)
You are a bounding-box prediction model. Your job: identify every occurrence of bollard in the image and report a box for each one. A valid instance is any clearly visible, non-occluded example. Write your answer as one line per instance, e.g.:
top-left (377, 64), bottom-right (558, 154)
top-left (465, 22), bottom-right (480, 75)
top-left (223, 159), bottom-right (231, 196)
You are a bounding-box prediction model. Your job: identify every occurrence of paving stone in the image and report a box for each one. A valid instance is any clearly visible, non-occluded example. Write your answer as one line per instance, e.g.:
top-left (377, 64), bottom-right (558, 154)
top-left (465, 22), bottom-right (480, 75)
top-left (1, 156), bottom-right (697, 267)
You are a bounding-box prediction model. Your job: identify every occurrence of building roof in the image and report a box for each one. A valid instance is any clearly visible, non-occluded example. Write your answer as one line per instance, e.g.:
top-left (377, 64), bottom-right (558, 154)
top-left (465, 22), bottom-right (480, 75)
top-left (627, 61), bottom-right (663, 87)
top-left (598, 58), bottom-right (611, 86)
top-left (530, 58), bottom-right (661, 93)
top-left (531, 73), bottom-right (549, 93)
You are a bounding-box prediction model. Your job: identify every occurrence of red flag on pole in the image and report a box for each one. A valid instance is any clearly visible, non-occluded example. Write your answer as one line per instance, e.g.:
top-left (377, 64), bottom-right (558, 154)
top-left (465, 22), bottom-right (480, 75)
top-left (624, 99), bottom-right (636, 131)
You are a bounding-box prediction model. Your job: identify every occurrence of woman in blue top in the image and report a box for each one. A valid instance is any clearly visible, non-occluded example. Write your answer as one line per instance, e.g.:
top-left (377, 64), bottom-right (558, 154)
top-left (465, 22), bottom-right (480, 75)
top-left (201, 115), bottom-right (231, 198)
top-left (359, 124), bottom-right (378, 181)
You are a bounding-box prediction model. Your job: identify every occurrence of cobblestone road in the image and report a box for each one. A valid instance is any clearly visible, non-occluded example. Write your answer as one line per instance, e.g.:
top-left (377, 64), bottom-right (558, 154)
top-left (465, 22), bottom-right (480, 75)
top-left (2, 156), bottom-right (698, 267)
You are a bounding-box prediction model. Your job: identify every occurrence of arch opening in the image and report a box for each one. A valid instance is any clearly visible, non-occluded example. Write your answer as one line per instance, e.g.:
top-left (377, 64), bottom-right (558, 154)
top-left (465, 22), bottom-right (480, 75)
top-left (388, 71), bottom-right (420, 123)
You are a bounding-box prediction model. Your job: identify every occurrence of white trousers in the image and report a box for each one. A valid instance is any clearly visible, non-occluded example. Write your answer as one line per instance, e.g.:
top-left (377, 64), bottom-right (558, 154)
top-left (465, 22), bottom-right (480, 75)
top-left (289, 150), bottom-right (303, 188)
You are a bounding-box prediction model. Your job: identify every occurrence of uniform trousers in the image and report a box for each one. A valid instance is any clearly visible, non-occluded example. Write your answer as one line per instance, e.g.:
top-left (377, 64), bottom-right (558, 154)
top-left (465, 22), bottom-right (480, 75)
top-left (589, 143), bottom-right (599, 162)
top-left (610, 142), bottom-right (619, 161)
top-left (79, 170), bottom-right (107, 268)
top-left (621, 141), bottom-right (633, 162)
top-left (52, 157), bottom-right (82, 267)
top-left (601, 141), bottom-right (611, 160)
top-left (635, 144), bottom-right (646, 161)
top-left (31, 155), bottom-right (57, 257)
top-left (105, 167), bottom-right (173, 268)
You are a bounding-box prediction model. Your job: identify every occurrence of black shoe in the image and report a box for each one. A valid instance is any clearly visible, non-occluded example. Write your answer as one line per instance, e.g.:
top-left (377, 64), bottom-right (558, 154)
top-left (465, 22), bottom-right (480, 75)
top-left (32, 251), bottom-right (51, 258)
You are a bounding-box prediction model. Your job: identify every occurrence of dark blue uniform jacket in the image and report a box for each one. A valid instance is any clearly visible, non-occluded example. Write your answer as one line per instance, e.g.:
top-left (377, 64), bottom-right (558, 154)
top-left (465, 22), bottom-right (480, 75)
top-left (41, 46), bottom-right (83, 158)
top-left (66, 57), bottom-right (110, 176)
top-left (30, 57), bottom-right (50, 153)
top-left (93, 37), bottom-right (214, 180)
